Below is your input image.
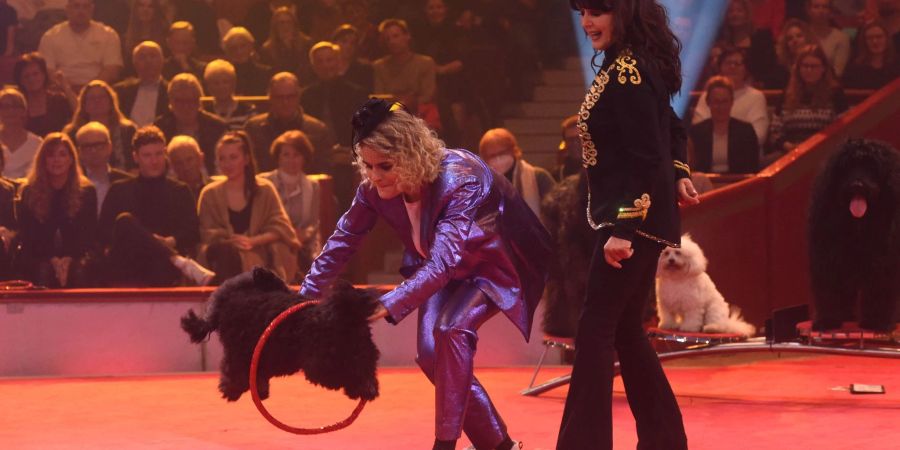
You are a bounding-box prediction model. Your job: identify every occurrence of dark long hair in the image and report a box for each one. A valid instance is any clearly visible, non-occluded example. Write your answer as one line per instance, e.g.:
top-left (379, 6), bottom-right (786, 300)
top-left (216, 131), bottom-right (259, 200)
top-left (571, 0), bottom-right (683, 95)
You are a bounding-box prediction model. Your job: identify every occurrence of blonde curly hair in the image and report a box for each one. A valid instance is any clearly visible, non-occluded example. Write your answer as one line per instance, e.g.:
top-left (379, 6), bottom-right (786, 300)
top-left (354, 108), bottom-right (445, 193)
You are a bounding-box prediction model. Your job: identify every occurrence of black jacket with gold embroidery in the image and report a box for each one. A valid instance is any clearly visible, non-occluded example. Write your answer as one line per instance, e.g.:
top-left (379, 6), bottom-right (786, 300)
top-left (578, 49), bottom-right (690, 247)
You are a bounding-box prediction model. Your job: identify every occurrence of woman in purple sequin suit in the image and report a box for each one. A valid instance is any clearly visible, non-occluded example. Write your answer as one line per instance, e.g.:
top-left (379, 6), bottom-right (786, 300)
top-left (298, 99), bottom-right (551, 450)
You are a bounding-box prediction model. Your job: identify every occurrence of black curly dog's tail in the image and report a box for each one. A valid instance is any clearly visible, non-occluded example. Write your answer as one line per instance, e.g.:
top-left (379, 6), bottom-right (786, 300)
top-left (181, 310), bottom-right (214, 343)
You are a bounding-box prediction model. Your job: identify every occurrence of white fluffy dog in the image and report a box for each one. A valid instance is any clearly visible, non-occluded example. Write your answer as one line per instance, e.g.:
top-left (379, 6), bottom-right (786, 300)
top-left (655, 235), bottom-right (756, 336)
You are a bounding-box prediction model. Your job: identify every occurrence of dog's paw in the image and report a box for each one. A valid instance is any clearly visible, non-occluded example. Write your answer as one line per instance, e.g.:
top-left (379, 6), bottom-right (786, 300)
top-left (657, 320), bottom-right (678, 330)
top-left (345, 378), bottom-right (379, 401)
top-left (220, 388), bottom-right (244, 402)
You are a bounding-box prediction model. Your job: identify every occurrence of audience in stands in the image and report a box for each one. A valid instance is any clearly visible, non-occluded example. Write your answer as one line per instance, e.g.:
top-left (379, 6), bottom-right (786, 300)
top-left (259, 130), bottom-right (321, 278)
top-left (0, 88), bottom-right (43, 180)
top-left (122, 0), bottom-right (169, 71)
top-left (74, 121), bottom-right (132, 213)
top-left (774, 18), bottom-right (817, 87)
top-left (114, 41), bottom-right (169, 127)
top-left (331, 24), bottom-right (375, 92)
top-left (259, 6), bottom-right (315, 86)
top-left (690, 76), bottom-right (760, 174)
top-left (300, 41), bottom-right (368, 148)
top-left (38, 0), bottom-right (123, 89)
top-left (245, 72), bottom-right (335, 174)
top-left (339, 0), bottom-right (380, 61)
top-left (304, 0), bottom-right (344, 42)
top-left (806, 0), bottom-right (852, 76)
top-left (875, 0), bottom-right (900, 50)
top-left (16, 133), bottom-right (97, 288)
top-left (222, 27), bottom-right (273, 97)
top-left (99, 125), bottom-right (199, 257)
top-left (64, 80), bottom-right (137, 171)
top-left (168, 0), bottom-right (219, 58)
top-left (843, 20), bottom-right (900, 89)
top-left (771, 45), bottom-right (849, 152)
top-left (478, 128), bottom-right (555, 218)
top-left (162, 21), bottom-right (206, 81)
top-left (202, 59), bottom-right (256, 131)
top-left (198, 131), bottom-right (300, 283)
top-left (373, 19), bottom-right (439, 130)
top-left (554, 115), bottom-right (582, 181)
top-left (154, 73), bottom-right (227, 175)
top-left (14, 52), bottom-right (75, 138)
top-left (719, 0), bottom-right (781, 88)
top-left (0, 146), bottom-right (16, 279)
top-left (166, 135), bottom-right (208, 201)
top-left (0, 0), bottom-right (17, 58)
top-left (693, 47), bottom-right (770, 146)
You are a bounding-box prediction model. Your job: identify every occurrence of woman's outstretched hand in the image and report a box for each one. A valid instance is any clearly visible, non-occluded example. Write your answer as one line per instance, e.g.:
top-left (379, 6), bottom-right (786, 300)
top-left (677, 178), bottom-right (700, 206)
top-left (368, 304), bottom-right (389, 322)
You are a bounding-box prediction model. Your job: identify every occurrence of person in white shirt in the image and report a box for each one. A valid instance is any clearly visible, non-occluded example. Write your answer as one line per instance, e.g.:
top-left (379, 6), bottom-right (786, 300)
top-left (0, 87), bottom-right (42, 180)
top-left (692, 47), bottom-right (769, 146)
top-left (806, 0), bottom-right (851, 76)
top-left (74, 121), bottom-right (131, 214)
top-left (114, 41), bottom-right (168, 127)
top-left (37, 0), bottom-right (123, 89)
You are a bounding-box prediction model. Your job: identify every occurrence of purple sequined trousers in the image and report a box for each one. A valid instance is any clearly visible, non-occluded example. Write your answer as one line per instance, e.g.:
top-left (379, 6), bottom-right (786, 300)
top-left (417, 280), bottom-right (507, 446)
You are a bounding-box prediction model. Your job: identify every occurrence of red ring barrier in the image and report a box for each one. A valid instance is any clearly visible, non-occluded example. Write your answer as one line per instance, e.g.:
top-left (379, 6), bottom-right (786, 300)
top-left (249, 300), bottom-right (368, 434)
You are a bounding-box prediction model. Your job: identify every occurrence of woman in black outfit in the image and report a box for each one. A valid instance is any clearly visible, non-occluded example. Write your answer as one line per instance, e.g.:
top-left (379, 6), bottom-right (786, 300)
top-left (15, 133), bottom-right (97, 288)
top-left (557, 1), bottom-right (699, 449)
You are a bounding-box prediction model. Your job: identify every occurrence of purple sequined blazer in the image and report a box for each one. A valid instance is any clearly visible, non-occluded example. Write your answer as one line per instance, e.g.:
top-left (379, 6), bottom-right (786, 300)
top-left (299, 148), bottom-right (552, 340)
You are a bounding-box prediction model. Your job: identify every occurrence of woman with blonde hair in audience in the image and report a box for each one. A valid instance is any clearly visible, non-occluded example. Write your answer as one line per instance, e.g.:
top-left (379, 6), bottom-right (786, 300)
top-left (15, 133), bottom-right (97, 288)
top-left (202, 59), bottom-right (256, 131)
top-left (259, 7), bottom-right (315, 85)
top-left (259, 130), bottom-right (321, 278)
top-left (0, 88), bottom-right (44, 180)
top-left (843, 21), bottom-right (900, 89)
top-left (63, 81), bottom-right (138, 171)
top-left (198, 131), bottom-right (300, 283)
top-left (772, 18), bottom-right (818, 88)
top-left (771, 45), bottom-right (848, 153)
top-left (14, 52), bottom-right (75, 138)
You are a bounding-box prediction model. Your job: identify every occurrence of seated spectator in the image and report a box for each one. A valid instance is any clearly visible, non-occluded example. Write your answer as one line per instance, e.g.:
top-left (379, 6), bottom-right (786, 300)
top-left (37, 0), bottom-right (123, 89)
top-left (222, 26), bottom-right (273, 97)
top-left (843, 21), bottom-right (900, 89)
top-left (259, 130), bottom-right (321, 277)
top-left (771, 45), bottom-right (849, 152)
top-left (15, 133), bottom-right (97, 288)
top-left (0, 88), bottom-right (44, 180)
top-left (99, 125), bottom-right (200, 257)
top-left (692, 47), bottom-right (769, 146)
top-left (259, 6), bottom-right (315, 86)
top-left (806, 0), bottom-right (851, 76)
top-left (114, 41), bottom-right (169, 127)
top-left (122, 0), bottom-right (169, 61)
top-left (198, 131), bottom-right (300, 282)
top-left (169, 0), bottom-right (219, 58)
top-left (202, 59), bottom-right (257, 131)
top-left (75, 121), bottom-right (132, 213)
top-left (478, 128), bottom-right (555, 217)
top-left (719, 0), bottom-right (780, 88)
top-left (300, 41), bottom-right (369, 147)
top-left (332, 24), bottom-right (375, 92)
top-left (339, 0), bottom-right (380, 61)
top-left (304, 0), bottom-right (343, 42)
top-left (166, 135), bottom-right (209, 201)
top-left (373, 19), bottom-right (439, 128)
top-left (774, 18), bottom-right (817, 88)
top-left (0, 149), bottom-right (15, 279)
top-left (554, 115), bottom-right (582, 181)
top-left (154, 73), bottom-right (228, 175)
top-left (0, 0), bottom-right (16, 58)
top-left (245, 72), bottom-right (335, 173)
top-left (162, 21), bottom-right (207, 81)
top-left (63, 80), bottom-right (138, 171)
top-left (14, 52), bottom-right (75, 138)
top-left (689, 76), bottom-right (760, 174)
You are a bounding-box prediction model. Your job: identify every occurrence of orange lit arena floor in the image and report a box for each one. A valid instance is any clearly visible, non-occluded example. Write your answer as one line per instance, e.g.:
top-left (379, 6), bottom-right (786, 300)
top-left (1, 355), bottom-right (899, 449)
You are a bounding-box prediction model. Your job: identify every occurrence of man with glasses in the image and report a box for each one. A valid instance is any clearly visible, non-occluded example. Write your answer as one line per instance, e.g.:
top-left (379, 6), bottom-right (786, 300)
top-left (75, 121), bottom-right (132, 214)
top-left (245, 72), bottom-right (335, 173)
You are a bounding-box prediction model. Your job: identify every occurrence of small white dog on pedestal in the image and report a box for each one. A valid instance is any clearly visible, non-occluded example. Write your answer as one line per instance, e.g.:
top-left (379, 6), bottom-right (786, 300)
top-left (655, 235), bottom-right (755, 337)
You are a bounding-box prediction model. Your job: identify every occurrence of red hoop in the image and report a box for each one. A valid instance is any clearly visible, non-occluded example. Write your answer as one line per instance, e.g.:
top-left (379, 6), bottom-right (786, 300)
top-left (249, 300), bottom-right (368, 434)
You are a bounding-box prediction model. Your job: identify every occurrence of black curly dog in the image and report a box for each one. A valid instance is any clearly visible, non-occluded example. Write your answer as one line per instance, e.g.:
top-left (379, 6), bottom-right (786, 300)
top-left (181, 267), bottom-right (380, 401)
top-left (808, 139), bottom-right (900, 331)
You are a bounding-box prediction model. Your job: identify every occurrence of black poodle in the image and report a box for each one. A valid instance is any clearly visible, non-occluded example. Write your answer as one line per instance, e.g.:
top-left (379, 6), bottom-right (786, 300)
top-left (181, 267), bottom-right (380, 401)
top-left (808, 139), bottom-right (900, 331)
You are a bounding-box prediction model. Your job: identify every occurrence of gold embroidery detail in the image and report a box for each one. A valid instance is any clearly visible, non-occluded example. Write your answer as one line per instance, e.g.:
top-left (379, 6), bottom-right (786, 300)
top-left (616, 194), bottom-right (651, 220)
top-left (674, 160), bottom-right (691, 176)
top-left (578, 67), bottom-right (613, 167)
top-left (615, 52), bottom-right (641, 85)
